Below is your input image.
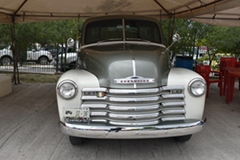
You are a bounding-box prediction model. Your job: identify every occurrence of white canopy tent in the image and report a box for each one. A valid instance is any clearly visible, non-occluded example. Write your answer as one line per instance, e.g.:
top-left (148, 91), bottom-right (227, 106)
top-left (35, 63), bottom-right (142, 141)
top-left (0, 0), bottom-right (239, 26)
top-left (192, 6), bottom-right (240, 27)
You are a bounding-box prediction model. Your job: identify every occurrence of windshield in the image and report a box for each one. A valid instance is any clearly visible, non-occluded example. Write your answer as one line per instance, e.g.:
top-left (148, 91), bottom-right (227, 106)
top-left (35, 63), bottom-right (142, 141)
top-left (84, 18), bottom-right (162, 44)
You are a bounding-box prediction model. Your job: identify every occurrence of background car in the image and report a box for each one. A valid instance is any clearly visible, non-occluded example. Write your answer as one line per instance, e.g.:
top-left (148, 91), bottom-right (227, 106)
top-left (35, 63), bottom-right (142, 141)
top-left (0, 46), bottom-right (53, 65)
top-left (26, 49), bottom-right (53, 65)
top-left (0, 46), bottom-right (13, 66)
top-left (41, 45), bottom-right (64, 58)
top-left (55, 52), bottom-right (77, 72)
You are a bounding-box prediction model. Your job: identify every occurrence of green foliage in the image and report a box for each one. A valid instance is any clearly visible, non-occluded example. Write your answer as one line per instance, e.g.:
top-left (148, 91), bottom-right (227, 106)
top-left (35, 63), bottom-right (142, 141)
top-left (0, 24), bottom-right (11, 49)
top-left (161, 18), bottom-right (212, 57)
top-left (0, 18), bottom-right (83, 50)
top-left (161, 18), bottom-right (240, 68)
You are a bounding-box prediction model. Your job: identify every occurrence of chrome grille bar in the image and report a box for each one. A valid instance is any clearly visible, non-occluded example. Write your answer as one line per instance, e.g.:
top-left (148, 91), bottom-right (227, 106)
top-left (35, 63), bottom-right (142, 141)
top-left (110, 120), bottom-right (159, 126)
top-left (162, 101), bottom-right (185, 107)
top-left (161, 93), bottom-right (185, 99)
top-left (109, 104), bottom-right (159, 111)
top-left (109, 88), bottom-right (160, 94)
top-left (82, 104), bottom-right (108, 109)
top-left (109, 96), bottom-right (160, 102)
top-left (109, 112), bottom-right (159, 119)
top-left (161, 108), bottom-right (185, 114)
top-left (161, 116), bottom-right (185, 121)
top-left (160, 85), bottom-right (184, 91)
top-left (82, 96), bottom-right (107, 100)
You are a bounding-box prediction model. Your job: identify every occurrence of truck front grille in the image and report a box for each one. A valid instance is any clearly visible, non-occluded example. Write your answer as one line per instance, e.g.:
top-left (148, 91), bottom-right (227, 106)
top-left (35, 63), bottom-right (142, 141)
top-left (80, 86), bottom-right (185, 126)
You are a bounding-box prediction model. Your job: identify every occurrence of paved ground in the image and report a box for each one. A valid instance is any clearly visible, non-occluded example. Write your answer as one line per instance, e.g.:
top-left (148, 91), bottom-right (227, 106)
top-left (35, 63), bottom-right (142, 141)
top-left (0, 83), bottom-right (240, 160)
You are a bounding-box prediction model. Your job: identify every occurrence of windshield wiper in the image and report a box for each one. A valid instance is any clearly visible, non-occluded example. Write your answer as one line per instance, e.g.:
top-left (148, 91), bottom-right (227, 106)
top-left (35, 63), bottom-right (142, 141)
top-left (97, 38), bottom-right (122, 43)
top-left (125, 38), bottom-right (151, 42)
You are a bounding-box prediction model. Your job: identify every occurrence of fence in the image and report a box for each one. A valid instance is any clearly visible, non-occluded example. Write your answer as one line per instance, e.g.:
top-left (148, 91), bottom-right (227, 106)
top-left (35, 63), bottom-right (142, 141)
top-left (0, 46), bottom-right (77, 74)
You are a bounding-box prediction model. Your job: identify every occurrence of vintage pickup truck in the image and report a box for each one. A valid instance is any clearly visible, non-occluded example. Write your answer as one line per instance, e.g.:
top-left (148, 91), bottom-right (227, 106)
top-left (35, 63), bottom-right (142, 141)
top-left (56, 15), bottom-right (206, 145)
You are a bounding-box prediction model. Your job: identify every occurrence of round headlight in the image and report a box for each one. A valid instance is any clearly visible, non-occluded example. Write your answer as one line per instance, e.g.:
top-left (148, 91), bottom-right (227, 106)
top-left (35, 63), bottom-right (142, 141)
top-left (57, 80), bottom-right (78, 99)
top-left (188, 79), bottom-right (206, 97)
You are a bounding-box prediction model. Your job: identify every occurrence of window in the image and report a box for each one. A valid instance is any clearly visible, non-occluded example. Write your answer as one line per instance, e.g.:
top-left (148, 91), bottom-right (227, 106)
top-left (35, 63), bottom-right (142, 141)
top-left (125, 19), bottom-right (161, 43)
top-left (84, 18), bottom-right (161, 44)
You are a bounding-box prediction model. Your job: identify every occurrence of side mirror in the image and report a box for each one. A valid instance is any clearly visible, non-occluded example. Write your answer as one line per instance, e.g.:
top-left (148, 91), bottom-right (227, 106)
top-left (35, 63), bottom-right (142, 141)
top-left (167, 33), bottom-right (181, 50)
top-left (172, 33), bottom-right (181, 42)
top-left (67, 38), bottom-right (75, 47)
top-left (167, 33), bottom-right (181, 67)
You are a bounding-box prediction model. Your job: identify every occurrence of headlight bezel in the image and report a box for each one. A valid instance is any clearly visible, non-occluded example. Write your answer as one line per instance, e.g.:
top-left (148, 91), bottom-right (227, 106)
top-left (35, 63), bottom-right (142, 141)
top-left (57, 80), bottom-right (78, 99)
top-left (188, 78), bottom-right (206, 97)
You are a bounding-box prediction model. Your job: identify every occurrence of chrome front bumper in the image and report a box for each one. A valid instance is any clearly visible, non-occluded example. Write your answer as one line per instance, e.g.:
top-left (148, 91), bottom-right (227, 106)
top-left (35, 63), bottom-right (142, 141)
top-left (60, 119), bottom-right (205, 139)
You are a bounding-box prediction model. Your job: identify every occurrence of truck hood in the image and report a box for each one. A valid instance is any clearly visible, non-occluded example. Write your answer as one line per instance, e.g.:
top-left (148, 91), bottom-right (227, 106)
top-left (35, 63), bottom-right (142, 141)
top-left (81, 43), bottom-right (170, 88)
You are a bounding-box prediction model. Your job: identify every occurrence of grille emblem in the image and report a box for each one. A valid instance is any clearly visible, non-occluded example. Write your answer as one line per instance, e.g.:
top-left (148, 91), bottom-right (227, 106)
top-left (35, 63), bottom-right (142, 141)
top-left (114, 76), bottom-right (155, 84)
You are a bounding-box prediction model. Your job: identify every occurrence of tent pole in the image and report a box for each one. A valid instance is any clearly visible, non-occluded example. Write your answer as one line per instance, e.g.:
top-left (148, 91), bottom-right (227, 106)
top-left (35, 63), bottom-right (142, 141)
top-left (168, 16), bottom-right (175, 46)
top-left (77, 14), bottom-right (81, 50)
top-left (11, 15), bottom-right (20, 84)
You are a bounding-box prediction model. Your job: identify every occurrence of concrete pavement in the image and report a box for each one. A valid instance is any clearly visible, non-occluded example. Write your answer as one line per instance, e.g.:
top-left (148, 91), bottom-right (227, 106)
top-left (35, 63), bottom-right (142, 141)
top-left (0, 83), bottom-right (240, 160)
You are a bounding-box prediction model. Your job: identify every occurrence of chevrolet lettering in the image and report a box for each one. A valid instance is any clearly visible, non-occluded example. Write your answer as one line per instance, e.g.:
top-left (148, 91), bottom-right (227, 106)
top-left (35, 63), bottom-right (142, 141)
top-left (114, 76), bottom-right (155, 84)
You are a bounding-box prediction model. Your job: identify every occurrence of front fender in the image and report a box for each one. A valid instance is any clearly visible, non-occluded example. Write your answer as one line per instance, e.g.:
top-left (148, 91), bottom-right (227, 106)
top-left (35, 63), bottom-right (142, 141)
top-left (167, 68), bottom-right (206, 120)
top-left (56, 69), bottom-right (99, 121)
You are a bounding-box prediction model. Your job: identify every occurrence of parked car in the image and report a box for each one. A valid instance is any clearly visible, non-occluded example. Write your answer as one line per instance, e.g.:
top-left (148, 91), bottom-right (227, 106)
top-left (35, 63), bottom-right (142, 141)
top-left (0, 47), bottom-right (13, 65)
top-left (26, 49), bottom-right (53, 65)
top-left (41, 45), bottom-right (64, 58)
top-left (56, 15), bottom-right (206, 145)
top-left (55, 52), bottom-right (77, 72)
top-left (0, 47), bottom-right (53, 65)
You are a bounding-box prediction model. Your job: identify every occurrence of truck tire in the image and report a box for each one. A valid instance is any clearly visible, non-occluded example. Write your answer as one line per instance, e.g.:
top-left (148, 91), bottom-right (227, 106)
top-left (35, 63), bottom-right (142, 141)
top-left (174, 135), bottom-right (192, 142)
top-left (69, 136), bottom-right (83, 145)
top-left (39, 56), bottom-right (49, 65)
top-left (1, 56), bottom-right (12, 65)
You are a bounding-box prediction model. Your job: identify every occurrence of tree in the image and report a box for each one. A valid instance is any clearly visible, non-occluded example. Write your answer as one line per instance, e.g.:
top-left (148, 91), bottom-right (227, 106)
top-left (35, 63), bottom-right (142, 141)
top-left (195, 25), bottom-right (240, 67)
top-left (0, 24), bottom-right (11, 47)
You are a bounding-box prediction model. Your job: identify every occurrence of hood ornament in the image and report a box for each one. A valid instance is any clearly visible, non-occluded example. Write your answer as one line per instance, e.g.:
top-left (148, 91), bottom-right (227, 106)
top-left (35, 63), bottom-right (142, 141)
top-left (114, 76), bottom-right (155, 84)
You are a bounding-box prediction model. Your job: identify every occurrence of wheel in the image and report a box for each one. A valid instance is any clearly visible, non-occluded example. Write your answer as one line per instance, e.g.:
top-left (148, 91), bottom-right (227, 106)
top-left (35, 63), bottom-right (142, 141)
top-left (1, 56), bottom-right (12, 65)
top-left (39, 56), bottom-right (49, 65)
top-left (69, 136), bottom-right (83, 145)
top-left (174, 135), bottom-right (192, 142)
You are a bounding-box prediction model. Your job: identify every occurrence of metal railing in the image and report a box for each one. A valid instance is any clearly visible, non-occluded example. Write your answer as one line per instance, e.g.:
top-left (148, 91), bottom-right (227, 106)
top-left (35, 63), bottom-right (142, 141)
top-left (0, 46), bottom-right (78, 74)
